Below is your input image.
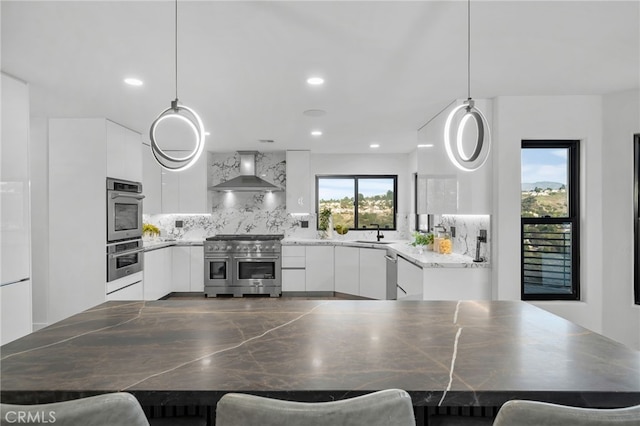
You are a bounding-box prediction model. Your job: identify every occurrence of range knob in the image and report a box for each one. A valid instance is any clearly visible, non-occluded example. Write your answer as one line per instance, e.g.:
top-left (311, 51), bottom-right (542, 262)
top-left (227, 246), bottom-right (232, 250)
top-left (252, 247), bottom-right (259, 252)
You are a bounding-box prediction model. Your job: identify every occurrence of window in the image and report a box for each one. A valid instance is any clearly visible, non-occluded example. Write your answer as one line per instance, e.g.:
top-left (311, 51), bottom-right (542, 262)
top-left (634, 134), bottom-right (640, 305)
top-left (316, 175), bottom-right (397, 230)
top-left (521, 140), bottom-right (580, 300)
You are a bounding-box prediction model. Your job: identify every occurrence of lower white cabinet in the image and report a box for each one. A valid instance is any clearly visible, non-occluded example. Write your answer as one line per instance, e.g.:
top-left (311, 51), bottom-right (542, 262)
top-left (423, 268), bottom-right (491, 301)
top-left (189, 246), bottom-right (204, 292)
top-left (172, 245), bottom-right (205, 293)
top-left (282, 245), bottom-right (306, 292)
top-left (359, 248), bottom-right (387, 300)
top-left (172, 246), bottom-right (191, 292)
top-left (144, 248), bottom-right (172, 300)
top-left (0, 280), bottom-right (32, 345)
top-left (397, 256), bottom-right (423, 300)
top-left (334, 246), bottom-right (359, 295)
top-left (305, 246), bottom-right (334, 292)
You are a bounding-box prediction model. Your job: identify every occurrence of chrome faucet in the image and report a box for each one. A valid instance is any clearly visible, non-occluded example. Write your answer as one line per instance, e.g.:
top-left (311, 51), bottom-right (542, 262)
top-left (371, 223), bottom-right (384, 242)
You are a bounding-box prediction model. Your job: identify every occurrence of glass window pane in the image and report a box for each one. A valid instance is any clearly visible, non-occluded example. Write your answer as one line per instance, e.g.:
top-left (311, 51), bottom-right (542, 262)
top-left (523, 222), bottom-right (573, 295)
top-left (357, 178), bottom-right (395, 229)
top-left (318, 178), bottom-right (355, 229)
top-left (521, 148), bottom-right (569, 218)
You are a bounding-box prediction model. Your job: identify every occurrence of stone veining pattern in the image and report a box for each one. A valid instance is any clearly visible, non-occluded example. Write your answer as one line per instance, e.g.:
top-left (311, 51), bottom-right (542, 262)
top-left (2, 300), bottom-right (639, 409)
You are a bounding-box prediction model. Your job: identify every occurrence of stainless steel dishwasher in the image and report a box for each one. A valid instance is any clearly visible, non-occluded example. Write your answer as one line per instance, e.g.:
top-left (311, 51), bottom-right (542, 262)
top-left (384, 250), bottom-right (398, 300)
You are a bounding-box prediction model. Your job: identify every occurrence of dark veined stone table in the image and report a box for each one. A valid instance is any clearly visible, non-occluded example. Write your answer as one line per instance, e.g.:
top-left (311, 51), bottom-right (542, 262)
top-left (2, 300), bottom-right (639, 422)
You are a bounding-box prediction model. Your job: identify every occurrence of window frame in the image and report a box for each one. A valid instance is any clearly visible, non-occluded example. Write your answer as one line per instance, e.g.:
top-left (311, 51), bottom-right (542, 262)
top-left (634, 134), bottom-right (640, 305)
top-left (315, 174), bottom-right (398, 231)
top-left (521, 140), bottom-right (580, 301)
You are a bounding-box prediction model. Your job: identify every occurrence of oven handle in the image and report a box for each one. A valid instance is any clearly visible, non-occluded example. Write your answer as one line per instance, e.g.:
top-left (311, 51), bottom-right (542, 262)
top-left (109, 248), bottom-right (144, 258)
top-left (110, 192), bottom-right (145, 200)
top-left (234, 257), bottom-right (280, 261)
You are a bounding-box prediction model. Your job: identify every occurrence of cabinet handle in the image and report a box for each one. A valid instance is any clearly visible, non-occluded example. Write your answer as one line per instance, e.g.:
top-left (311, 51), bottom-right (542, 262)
top-left (397, 284), bottom-right (407, 294)
top-left (110, 192), bottom-right (145, 200)
top-left (384, 255), bottom-right (397, 263)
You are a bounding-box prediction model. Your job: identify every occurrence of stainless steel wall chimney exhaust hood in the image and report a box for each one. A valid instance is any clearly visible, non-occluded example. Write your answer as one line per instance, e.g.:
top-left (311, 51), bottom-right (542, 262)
top-left (210, 151), bottom-right (282, 192)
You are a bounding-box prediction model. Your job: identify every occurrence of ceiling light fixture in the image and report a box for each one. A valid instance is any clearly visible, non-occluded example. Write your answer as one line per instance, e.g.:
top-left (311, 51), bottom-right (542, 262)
top-left (307, 77), bottom-right (324, 85)
top-left (124, 77), bottom-right (143, 86)
top-left (443, 0), bottom-right (491, 172)
top-left (311, 130), bottom-right (323, 136)
top-left (418, 144), bottom-right (434, 148)
top-left (370, 144), bottom-right (380, 149)
top-left (149, 0), bottom-right (205, 172)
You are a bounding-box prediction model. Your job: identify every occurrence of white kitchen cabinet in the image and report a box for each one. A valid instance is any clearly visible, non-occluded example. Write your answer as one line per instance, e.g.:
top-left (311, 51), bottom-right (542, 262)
top-left (1, 74), bottom-right (32, 342)
top-left (107, 277), bottom-right (143, 301)
top-left (397, 256), bottom-right (423, 300)
top-left (171, 246), bottom-right (191, 292)
top-left (106, 120), bottom-right (142, 183)
top-left (282, 245), bottom-right (306, 292)
top-left (48, 118), bottom-right (107, 323)
top-left (171, 245), bottom-right (204, 293)
top-left (422, 267), bottom-right (491, 301)
top-left (285, 150), bottom-right (311, 214)
top-left (1, 279), bottom-right (32, 345)
top-left (189, 246), bottom-right (204, 292)
top-left (359, 248), bottom-right (387, 300)
top-left (142, 143), bottom-right (162, 214)
top-left (334, 246), bottom-right (359, 295)
top-left (305, 246), bottom-right (334, 292)
top-left (144, 247), bottom-right (172, 300)
top-left (161, 151), bottom-right (207, 213)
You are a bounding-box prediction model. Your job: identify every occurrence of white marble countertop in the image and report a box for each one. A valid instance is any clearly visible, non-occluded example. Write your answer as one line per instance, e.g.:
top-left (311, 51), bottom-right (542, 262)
top-left (282, 238), bottom-right (490, 269)
top-left (142, 237), bottom-right (489, 268)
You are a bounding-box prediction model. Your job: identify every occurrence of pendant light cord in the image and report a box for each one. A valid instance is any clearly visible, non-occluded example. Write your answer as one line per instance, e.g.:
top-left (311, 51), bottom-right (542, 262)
top-left (467, 0), bottom-right (471, 100)
top-left (175, 0), bottom-right (178, 101)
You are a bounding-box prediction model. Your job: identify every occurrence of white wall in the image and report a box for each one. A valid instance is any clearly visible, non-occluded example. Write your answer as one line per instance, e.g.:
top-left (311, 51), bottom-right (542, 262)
top-left (602, 89), bottom-right (640, 349)
top-left (493, 95), bottom-right (605, 336)
top-left (310, 153), bottom-right (412, 228)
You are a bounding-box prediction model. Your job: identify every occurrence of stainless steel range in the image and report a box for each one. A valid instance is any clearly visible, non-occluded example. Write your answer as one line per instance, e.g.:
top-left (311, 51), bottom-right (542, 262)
top-left (204, 234), bottom-right (283, 298)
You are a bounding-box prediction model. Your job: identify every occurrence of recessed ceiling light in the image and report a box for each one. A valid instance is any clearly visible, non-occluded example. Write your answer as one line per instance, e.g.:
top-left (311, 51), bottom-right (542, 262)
top-left (303, 109), bottom-right (327, 117)
top-left (205, 131), bottom-right (211, 136)
top-left (311, 130), bottom-right (323, 136)
top-left (418, 144), bottom-right (434, 148)
top-left (370, 144), bottom-right (380, 149)
top-left (307, 77), bottom-right (324, 85)
top-left (124, 77), bottom-right (143, 86)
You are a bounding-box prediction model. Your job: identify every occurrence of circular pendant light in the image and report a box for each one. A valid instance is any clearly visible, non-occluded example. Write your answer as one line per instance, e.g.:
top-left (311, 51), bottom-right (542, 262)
top-left (443, 0), bottom-right (491, 172)
top-left (149, 0), bottom-right (205, 172)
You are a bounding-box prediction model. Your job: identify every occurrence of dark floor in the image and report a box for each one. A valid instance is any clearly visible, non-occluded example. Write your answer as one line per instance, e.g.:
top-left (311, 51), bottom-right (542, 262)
top-left (164, 292), bottom-right (360, 301)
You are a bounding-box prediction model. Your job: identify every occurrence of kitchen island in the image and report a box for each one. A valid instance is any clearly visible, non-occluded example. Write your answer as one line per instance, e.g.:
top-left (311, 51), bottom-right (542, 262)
top-left (1, 300), bottom-right (639, 424)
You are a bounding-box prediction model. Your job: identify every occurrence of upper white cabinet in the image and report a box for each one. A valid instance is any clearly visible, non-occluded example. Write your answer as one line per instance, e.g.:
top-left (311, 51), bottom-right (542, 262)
top-left (142, 143), bottom-right (162, 214)
top-left (286, 150), bottom-right (311, 214)
top-left (106, 120), bottom-right (142, 183)
top-left (157, 150), bottom-right (207, 214)
top-left (1, 73), bottom-right (32, 344)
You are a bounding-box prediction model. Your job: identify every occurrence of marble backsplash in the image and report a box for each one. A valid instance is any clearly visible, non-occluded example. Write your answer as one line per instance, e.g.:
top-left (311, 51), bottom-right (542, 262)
top-left (144, 150), bottom-right (488, 258)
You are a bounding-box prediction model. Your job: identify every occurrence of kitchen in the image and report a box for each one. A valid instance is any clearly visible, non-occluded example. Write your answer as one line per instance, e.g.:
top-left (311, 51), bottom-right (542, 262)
top-left (1, 0), bottom-right (639, 423)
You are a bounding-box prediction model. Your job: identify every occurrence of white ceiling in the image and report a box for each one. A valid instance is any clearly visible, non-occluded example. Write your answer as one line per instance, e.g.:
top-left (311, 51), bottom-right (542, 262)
top-left (2, 1), bottom-right (639, 154)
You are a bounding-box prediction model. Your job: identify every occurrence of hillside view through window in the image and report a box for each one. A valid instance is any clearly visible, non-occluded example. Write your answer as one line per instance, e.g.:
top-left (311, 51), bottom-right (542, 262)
top-left (521, 142), bottom-right (579, 300)
top-left (317, 176), bottom-right (396, 230)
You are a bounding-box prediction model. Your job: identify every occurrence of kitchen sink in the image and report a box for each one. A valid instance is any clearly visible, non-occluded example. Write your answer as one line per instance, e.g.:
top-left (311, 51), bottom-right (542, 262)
top-left (354, 240), bottom-right (393, 245)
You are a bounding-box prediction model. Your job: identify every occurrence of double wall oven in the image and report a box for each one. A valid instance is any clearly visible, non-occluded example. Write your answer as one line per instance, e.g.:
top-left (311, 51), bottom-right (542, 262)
top-left (204, 234), bottom-right (283, 297)
top-left (106, 178), bottom-right (145, 283)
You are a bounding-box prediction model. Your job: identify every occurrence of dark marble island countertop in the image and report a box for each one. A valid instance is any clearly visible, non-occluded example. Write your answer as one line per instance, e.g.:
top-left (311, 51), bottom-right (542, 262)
top-left (1, 300), bottom-right (639, 410)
